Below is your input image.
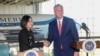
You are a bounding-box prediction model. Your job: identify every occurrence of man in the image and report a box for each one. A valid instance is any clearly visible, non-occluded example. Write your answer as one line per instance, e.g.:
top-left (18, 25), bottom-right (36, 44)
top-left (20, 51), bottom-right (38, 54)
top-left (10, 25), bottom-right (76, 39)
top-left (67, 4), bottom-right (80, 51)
top-left (44, 4), bottom-right (79, 56)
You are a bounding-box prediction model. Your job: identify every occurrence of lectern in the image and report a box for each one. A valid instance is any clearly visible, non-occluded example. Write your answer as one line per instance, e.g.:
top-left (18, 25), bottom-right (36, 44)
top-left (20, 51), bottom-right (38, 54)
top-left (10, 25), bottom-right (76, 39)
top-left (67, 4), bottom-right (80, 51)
top-left (71, 40), bottom-right (100, 56)
top-left (71, 41), bottom-right (100, 50)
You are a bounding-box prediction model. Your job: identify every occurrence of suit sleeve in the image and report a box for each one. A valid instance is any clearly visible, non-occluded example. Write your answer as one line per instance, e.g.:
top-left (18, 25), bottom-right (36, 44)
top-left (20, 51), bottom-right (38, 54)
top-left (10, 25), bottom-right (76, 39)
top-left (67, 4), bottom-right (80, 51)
top-left (34, 42), bottom-right (43, 47)
top-left (47, 23), bottom-right (53, 43)
top-left (70, 19), bottom-right (80, 52)
top-left (70, 19), bottom-right (79, 41)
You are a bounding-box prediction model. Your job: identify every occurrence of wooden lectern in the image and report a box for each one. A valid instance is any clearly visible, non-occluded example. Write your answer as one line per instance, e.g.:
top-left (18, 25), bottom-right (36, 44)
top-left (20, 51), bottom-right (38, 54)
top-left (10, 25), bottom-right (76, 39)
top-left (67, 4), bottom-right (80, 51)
top-left (71, 41), bottom-right (100, 49)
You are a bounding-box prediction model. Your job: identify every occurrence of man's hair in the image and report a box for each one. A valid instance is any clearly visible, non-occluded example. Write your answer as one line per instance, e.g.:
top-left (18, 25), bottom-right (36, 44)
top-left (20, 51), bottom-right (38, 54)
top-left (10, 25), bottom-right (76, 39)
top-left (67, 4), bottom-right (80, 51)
top-left (20, 15), bottom-right (32, 29)
top-left (54, 4), bottom-right (63, 10)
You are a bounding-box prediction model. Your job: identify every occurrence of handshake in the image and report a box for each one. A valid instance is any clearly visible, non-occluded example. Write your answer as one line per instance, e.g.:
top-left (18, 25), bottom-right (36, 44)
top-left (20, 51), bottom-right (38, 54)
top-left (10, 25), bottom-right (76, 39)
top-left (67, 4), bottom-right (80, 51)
top-left (43, 40), bottom-right (50, 47)
top-left (18, 40), bottom-right (50, 56)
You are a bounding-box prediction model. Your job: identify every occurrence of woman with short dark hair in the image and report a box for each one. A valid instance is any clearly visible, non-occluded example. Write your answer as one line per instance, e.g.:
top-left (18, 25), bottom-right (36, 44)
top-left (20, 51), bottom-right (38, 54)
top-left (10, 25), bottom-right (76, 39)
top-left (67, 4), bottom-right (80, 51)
top-left (20, 15), bottom-right (32, 29)
top-left (18, 15), bottom-right (43, 56)
top-left (18, 15), bottom-right (34, 52)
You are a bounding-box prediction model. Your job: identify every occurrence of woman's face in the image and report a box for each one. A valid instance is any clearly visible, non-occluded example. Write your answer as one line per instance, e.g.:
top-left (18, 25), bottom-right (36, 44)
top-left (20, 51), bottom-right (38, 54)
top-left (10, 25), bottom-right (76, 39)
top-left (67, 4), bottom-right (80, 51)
top-left (26, 18), bottom-right (33, 30)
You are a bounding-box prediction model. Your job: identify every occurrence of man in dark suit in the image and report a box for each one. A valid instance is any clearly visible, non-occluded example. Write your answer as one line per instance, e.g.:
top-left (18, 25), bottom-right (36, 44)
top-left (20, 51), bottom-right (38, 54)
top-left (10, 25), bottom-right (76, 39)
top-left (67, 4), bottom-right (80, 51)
top-left (44, 4), bottom-right (79, 56)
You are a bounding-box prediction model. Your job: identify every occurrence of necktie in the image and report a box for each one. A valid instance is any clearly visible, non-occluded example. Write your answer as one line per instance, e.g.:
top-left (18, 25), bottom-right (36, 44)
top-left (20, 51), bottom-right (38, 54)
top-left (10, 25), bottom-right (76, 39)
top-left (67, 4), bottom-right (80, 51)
top-left (58, 21), bottom-right (63, 50)
top-left (58, 21), bottom-right (62, 35)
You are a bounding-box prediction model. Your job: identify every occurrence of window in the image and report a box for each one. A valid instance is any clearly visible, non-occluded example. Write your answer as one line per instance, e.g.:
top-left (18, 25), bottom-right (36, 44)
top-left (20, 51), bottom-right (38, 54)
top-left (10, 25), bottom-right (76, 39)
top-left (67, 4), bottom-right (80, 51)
top-left (40, 0), bottom-right (55, 14)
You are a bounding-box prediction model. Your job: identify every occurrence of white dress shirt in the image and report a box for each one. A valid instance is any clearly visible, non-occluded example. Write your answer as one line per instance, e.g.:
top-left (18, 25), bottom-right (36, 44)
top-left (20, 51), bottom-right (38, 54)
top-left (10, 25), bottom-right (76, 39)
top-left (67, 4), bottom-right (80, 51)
top-left (57, 18), bottom-right (63, 27)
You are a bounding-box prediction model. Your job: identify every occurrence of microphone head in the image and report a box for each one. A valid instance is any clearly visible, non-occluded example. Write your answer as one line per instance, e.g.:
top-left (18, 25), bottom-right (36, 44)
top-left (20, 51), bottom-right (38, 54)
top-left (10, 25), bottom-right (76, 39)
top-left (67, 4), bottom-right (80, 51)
top-left (82, 22), bottom-right (86, 26)
top-left (82, 23), bottom-right (86, 29)
top-left (82, 22), bottom-right (89, 30)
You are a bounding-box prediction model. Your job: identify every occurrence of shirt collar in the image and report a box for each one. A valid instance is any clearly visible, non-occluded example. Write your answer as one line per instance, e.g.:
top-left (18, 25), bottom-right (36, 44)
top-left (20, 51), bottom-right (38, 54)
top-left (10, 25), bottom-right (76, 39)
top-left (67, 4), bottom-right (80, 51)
top-left (57, 17), bottom-right (63, 21)
top-left (57, 17), bottom-right (63, 24)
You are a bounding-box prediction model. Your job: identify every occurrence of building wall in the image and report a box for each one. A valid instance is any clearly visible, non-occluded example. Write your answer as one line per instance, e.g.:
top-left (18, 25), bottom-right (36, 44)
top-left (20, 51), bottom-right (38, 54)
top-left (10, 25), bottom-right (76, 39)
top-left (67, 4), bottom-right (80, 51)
top-left (0, 4), bottom-right (36, 14)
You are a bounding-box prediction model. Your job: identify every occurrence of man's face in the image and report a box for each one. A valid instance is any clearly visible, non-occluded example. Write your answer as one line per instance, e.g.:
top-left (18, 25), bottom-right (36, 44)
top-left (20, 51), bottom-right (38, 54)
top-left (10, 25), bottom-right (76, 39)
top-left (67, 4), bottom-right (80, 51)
top-left (54, 6), bottom-right (63, 20)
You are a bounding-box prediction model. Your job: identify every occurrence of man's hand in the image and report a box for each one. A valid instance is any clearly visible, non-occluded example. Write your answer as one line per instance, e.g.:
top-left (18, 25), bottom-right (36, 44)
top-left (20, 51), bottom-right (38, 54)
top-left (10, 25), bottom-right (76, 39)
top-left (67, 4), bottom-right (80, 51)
top-left (74, 52), bottom-right (79, 56)
top-left (43, 40), bottom-right (50, 47)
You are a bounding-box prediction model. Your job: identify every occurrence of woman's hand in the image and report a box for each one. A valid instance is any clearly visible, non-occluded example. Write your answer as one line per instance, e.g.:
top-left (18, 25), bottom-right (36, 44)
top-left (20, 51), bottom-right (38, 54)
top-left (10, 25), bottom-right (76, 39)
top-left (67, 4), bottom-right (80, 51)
top-left (37, 50), bottom-right (44, 56)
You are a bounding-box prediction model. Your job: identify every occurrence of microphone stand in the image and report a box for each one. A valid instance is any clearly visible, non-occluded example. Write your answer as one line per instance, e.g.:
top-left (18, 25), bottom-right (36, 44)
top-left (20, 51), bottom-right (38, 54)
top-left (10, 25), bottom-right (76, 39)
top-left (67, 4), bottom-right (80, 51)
top-left (86, 31), bottom-right (88, 56)
top-left (85, 30), bottom-right (90, 56)
top-left (82, 22), bottom-right (91, 56)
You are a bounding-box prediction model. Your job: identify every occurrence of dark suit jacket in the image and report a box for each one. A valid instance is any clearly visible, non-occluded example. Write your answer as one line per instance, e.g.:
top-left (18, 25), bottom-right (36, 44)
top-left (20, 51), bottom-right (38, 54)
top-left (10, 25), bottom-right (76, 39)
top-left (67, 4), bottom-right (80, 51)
top-left (18, 28), bottom-right (35, 52)
top-left (18, 28), bottom-right (43, 52)
top-left (47, 16), bottom-right (79, 56)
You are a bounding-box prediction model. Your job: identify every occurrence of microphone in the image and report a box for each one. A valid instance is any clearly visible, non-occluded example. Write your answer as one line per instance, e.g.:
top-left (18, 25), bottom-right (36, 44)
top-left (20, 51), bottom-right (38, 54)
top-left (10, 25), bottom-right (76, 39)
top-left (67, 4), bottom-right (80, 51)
top-left (81, 22), bottom-right (89, 33)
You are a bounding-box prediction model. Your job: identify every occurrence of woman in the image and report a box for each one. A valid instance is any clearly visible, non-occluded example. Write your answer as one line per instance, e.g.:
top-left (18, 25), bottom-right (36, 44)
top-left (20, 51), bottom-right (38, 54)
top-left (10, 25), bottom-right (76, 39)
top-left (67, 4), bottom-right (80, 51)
top-left (19, 15), bottom-right (34, 52)
top-left (18, 15), bottom-right (43, 56)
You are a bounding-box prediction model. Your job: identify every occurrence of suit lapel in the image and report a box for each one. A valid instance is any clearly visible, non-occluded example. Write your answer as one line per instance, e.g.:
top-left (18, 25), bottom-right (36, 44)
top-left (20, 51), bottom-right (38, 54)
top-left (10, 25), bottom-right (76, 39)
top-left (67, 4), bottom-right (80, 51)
top-left (54, 19), bottom-right (60, 36)
top-left (61, 17), bottom-right (67, 36)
